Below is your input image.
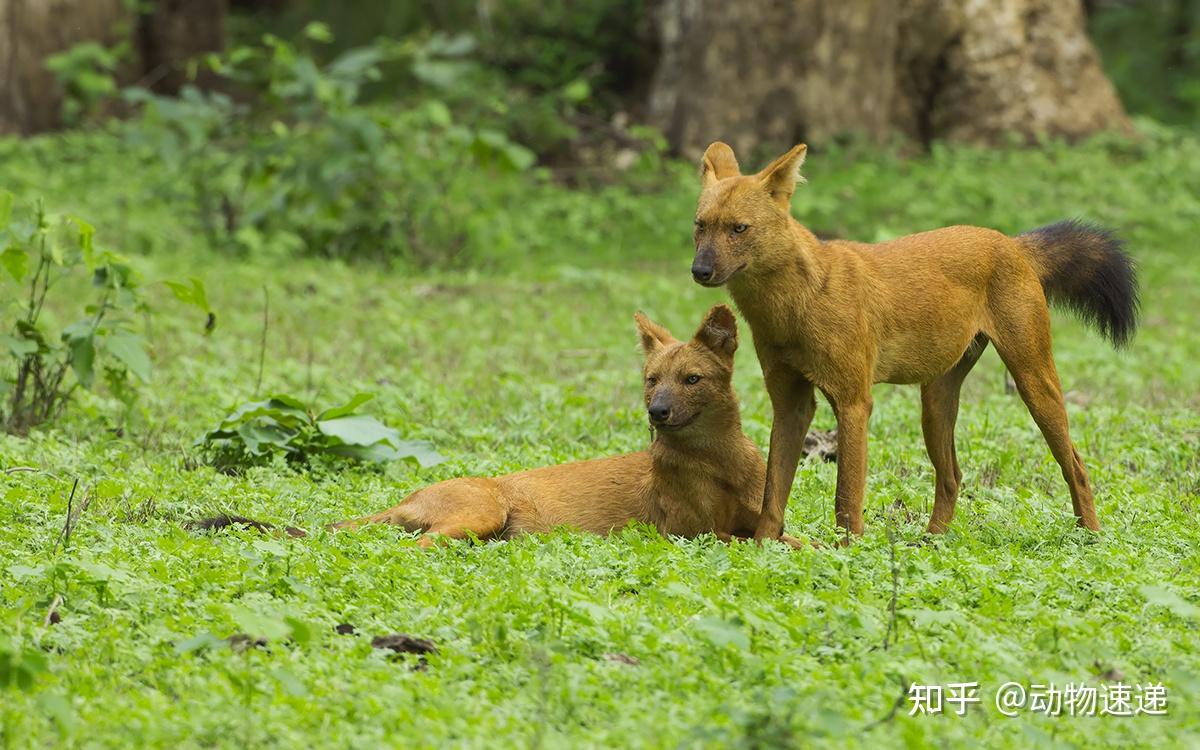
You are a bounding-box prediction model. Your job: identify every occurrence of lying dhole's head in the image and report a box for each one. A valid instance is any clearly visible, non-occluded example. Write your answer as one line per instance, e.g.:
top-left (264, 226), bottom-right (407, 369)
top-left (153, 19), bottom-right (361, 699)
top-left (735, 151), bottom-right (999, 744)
top-left (634, 304), bottom-right (740, 435)
top-left (691, 141), bottom-right (808, 287)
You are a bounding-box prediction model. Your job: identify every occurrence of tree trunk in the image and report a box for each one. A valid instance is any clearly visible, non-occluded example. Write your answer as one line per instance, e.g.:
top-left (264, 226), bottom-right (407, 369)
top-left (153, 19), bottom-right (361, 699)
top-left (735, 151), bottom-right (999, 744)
top-left (136, 0), bottom-right (229, 94)
top-left (0, 0), bottom-right (227, 136)
top-left (0, 0), bottom-right (128, 135)
top-left (647, 0), bottom-right (1132, 157)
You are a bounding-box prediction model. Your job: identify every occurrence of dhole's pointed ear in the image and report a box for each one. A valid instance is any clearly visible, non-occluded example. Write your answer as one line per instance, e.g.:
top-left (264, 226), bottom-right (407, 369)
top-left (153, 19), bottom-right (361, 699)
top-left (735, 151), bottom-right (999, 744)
top-left (693, 304), bottom-right (738, 359)
top-left (700, 142), bottom-right (741, 189)
top-left (757, 143), bottom-right (807, 206)
top-left (634, 311), bottom-right (676, 355)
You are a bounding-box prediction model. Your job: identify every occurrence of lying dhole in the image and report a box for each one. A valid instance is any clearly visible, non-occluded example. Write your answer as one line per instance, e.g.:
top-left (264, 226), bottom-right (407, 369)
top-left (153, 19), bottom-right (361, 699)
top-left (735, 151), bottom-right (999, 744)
top-left (195, 305), bottom-right (803, 548)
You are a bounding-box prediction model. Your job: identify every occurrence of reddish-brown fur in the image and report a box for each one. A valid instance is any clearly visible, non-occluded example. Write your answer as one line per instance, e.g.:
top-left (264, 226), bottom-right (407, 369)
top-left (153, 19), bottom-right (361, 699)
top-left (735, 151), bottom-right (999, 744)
top-left (692, 141), bottom-right (1138, 541)
top-left (332, 305), bottom-right (803, 548)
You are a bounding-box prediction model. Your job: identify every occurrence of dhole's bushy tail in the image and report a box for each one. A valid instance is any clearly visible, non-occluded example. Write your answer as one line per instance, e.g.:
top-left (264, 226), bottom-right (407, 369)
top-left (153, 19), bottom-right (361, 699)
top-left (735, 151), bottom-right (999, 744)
top-left (187, 514), bottom-right (307, 538)
top-left (1018, 219), bottom-right (1139, 347)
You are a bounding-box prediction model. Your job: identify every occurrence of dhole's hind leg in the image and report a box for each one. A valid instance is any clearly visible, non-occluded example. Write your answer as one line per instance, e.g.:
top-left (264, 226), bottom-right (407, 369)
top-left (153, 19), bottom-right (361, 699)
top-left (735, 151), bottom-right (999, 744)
top-left (921, 338), bottom-right (987, 534)
top-left (331, 478), bottom-right (510, 547)
top-left (987, 305), bottom-right (1100, 531)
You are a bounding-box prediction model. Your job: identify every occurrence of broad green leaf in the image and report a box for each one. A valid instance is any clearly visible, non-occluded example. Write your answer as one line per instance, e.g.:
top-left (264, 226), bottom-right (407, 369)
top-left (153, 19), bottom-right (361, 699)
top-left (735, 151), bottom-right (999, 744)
top-left (902, 608), bottom-right (965, 628)
top-left (315, 392), bottom-right (374, 421)
top-left (424, 100), bottom-right (452, 128)
top-left (266, 393), bottom-right (309, 412)
top-left (325, 442), bottom-right (399, 463)
top-left (692, 617), bottom-right (750, 651)
top-left (251, 538), bottom-right (289, 557)
top-left (74, 560), bottom-right (131, 583)
top-left (0, 643), bottom-right (48, 690)
top-left (0, 335), bottom-right (38, 357)
top-left (7, 564), bottom-right (44, 580)
top-left (411, 59), bottom-right (472, 88)
top-left (283, 616), bottom-right (314, 646)
top-left (62, 321), bottom-right (95, 388)
top-left (429, 32), bottom-right (475, 57)
top-left (164, 277), bottom-right (210, 311)
top-left (0, 244), bottom-right (27, 283)
top-left (562, 79), bottom-right (590, 103)
top-left (303, 21), bottom-right (333, 43)
top-left (71, 217), bottom-right (96, 265)
top-left (236, 420), bottom-right (296, 455)
top-left (36, 692), bottom-right (75, 731)
top-left (327, 439), bottom-right (445, 467)
top-left (272, 667), bottom-right (309, 697)
top-left (67, 335), bottom-right (96, 388)
top-left (15, 320), bottom-right (47, 348)
top-left (327, 47), bottom-right (384, 79)
top-left (230, 606), bottom-right (292, 641)
top-left (316, 414), bottom-right (400, 447)
top-left (221, 395), bottom-right (310, 429)
top-left (391, 440), bottom-right (445, 467)
top-left (175, 632), bottom-right (225, 655)
top-left (165, 278), bottom-right (215, 335)
top-left (62, 320), bottom-right (92, 341)
top-left (104, 261), bottom-right (134, 288)
top-left (501, 142), bottom-right (536, 172)
top-left (1140, 585), bottom-right (1200, 619)
top-left (103, 330), bottom-right (151, 381)
top-left (47, 236), bottom-right (65, 266)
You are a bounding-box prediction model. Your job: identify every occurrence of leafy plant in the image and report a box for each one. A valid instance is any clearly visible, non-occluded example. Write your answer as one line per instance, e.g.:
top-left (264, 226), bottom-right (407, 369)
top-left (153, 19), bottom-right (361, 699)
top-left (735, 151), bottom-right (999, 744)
top-left (0, 638), bottom-right (47, 693)
top-left (240, 0), bottom-right (658, 158)
top-left (0, 194), bottom-right (152, 434)
top-left (1091, 0), bottom-right (1200, 128)
top-left (123, 25), bottom-right (535, 265)
top-left (198, 392), bottom-right (443, 471)
top-left (45, 41), bottom-right (128, 126)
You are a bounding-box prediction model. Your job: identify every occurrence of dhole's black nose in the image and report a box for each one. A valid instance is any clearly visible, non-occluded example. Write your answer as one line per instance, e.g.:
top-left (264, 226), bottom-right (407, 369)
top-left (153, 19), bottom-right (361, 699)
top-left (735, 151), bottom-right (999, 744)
top-left (648, 405), bottom-right (671, 423)
top-left (691, 262), bottom-right (714, 283)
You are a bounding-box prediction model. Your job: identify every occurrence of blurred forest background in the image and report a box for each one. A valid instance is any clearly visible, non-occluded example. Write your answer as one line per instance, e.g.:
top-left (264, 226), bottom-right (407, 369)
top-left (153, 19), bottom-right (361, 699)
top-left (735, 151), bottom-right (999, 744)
top-left (2, 1), bottom-right (1197, 154)
top-left (2, 0), bottom-right (1196, 266)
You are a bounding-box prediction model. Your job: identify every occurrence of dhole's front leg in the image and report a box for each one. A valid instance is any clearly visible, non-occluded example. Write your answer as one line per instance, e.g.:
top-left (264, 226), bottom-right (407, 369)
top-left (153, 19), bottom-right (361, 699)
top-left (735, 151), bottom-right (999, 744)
top-left (831, 395), bottom-right (872, 540)
top-left (755, 367), bottom-right (816, 540)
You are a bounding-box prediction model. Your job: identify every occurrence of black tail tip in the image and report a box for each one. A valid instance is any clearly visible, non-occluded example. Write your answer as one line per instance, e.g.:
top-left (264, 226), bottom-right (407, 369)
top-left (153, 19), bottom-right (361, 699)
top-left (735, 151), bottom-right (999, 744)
top-left (187, 514), bottom-right (272, 533)
top-left (186, 514), bottom-right (304, 537)
top-left (1021, 219), bottom-right (1140, 348)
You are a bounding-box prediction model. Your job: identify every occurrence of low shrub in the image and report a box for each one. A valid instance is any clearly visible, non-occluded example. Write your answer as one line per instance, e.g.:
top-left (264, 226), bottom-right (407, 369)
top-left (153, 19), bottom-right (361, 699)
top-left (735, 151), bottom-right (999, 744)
top-left (0, 194), bottom-right (154, 434)
top-left (198, 391), bottom-right (443, 472)
top-left (123, 26), bottom-right (535, 266)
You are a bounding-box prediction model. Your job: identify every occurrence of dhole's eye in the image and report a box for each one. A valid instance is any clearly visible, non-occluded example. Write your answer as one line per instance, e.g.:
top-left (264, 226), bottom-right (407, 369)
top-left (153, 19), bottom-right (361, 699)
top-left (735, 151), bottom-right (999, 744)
top-left (685, 374), bottom-right (701, 385)
top-left (646, 376), bottom-right (658, 386)
top-left (693, 220), bottom-right (705, 230)
top-left (732, 223), bottom-right (749, 234)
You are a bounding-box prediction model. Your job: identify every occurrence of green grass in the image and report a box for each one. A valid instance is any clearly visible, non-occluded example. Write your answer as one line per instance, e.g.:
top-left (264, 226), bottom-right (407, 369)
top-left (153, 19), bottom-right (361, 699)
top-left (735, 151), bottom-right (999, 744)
top-left (1, 126), bottom-right (1198, 748)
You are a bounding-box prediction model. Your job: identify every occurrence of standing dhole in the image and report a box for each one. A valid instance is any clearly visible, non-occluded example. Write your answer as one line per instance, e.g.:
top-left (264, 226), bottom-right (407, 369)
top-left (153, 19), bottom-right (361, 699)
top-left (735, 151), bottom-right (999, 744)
top-left (197, 305), bottom-right (803, 548)
top-left (691, 141), bottom-right (1138, 541)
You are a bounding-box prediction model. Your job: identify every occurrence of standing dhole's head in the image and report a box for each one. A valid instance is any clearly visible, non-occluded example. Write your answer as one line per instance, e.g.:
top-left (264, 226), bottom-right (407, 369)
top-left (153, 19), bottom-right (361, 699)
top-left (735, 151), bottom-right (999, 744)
top-left (691, 142), bottom-right (808, 286)
top-left (634, 304), bottom-right (741, 436)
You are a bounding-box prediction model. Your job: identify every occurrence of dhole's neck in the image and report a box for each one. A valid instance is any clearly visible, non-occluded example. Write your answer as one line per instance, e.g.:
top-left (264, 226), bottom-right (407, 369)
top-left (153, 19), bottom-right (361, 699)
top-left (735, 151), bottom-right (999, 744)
top-left (729, 219), bottom-right (827, 312)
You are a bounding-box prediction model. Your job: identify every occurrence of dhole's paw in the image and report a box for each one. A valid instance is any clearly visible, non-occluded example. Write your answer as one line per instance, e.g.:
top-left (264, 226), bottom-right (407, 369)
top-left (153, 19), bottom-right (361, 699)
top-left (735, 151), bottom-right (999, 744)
top-left (778, 534), bottom-right (812, 550)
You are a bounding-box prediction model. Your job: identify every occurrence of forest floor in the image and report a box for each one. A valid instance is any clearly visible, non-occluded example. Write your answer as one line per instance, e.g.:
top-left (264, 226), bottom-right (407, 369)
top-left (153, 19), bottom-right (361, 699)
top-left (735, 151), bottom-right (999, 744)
top-left (1, 128), bottom-right (1198, 748)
